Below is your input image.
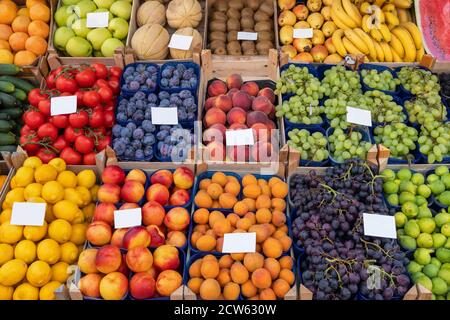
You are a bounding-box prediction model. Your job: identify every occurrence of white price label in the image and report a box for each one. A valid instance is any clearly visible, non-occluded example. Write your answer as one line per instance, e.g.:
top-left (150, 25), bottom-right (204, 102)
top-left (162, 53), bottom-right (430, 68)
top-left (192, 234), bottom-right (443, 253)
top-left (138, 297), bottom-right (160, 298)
top-left (151, 107), bottom-right (179, 125)
top-left (225, 129), bottom-right (255, 146)
top-left (346, 106), bottom-right (372, 127)
top-left (168, 34), bottom-right (193, 50)
top-left (86, 12), bottom-right (109, 28)
top-left (363, 213), bottom-right (397, 239)
top-left (50, 95), bottom-right (77, 116)
top-left (293, 28), bottom-right (313, 39)
top-left (11, 202), bottom-right (46, 226)
top-left (114, 208), bottom-right (142, 229)
top-left (222, 233), bottom-right (256, 253)
top-left (237, 32), bottom-right (258, 41)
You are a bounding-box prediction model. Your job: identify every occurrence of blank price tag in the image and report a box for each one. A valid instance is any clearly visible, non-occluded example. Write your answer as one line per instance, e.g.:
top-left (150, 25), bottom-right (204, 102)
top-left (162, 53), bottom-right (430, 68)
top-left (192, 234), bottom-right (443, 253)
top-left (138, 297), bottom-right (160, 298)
top-left (51, 95), bottom-right (77, 116)
top-left (11, 202), bottom-right (46, 226)
top-left (151, 107), bottom-right (178, 125)
top-left (168, 34), bottom-right (193, 50)
top-left (86, 12), bottom-right (109, 28)
top-left (346, 106), bottom-right (372, 127)
top-left (222, 233), bottom-right (256, 253)
top-left (293, 28), bottom-right (313, 39)
top-left (114, 208), bottom-right (142, 229)
top-left (237, 32), bottom-right (258, 41)
top-left (226, 129), bottom-right (255, 146)
top-left (363, 213), bottom-right (397, 239)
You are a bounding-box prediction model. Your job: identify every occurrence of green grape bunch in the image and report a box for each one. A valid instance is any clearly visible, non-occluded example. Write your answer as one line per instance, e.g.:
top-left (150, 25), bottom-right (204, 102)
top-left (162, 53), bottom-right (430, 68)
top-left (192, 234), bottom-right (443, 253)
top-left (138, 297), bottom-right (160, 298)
top-left (418, 121), bottom-right (450, 163)
top-left (397, 67), bottom-right (441, 96)
top-left (287, 129), bottom-right (329, 162)
top-left (321, 65), bottom-right (362, 98)
top-left (404, 93), bottom-right (448, 125)
top-left (374, 123), bottom-right (419, 159)
top-left (276, 95), bottom-right (323, 124)
top-left (328, 128), bottom-right (372, 163)
top-left (275, 65), bottom-right (324, 99)
top-left (361, 69), bottom-right (400, 92)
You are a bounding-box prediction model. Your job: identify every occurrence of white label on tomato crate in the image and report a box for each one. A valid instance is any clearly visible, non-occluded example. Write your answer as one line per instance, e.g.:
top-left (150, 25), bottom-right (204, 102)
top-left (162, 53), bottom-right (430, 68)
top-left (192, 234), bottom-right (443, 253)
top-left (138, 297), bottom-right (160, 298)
top-left (168, 34), bottom-right (193, 50)
top-left (222, 233), bottom-right (256, 253)
top-left (86, 12), bottom-right (109, 28)
top-left (151, 107), bottom-right (179, 125)
top-left (363, 213), bottom-right (397, 239)
top-left (346, 106), bottom-right (372, 127)
top-left (293, 28), bottom-right (313, 39)
top-left (237, 32), bottom-right (258, 41)
top-left (226, 129), bottom-right (255, 146)
top-left (114, 208), bottom-right (142, 229)
top-left (50, 95), bottom-right (77, 116)
top-left (11, 202), bottom-right (46, 226)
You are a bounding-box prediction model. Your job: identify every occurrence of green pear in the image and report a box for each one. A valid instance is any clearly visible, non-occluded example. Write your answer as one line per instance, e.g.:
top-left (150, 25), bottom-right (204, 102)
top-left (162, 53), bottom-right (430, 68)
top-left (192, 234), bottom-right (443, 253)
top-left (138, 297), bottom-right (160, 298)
top-left (386, 194), bottom-right (399, 206)
top-left (430, 257), bottom-right (442, 268)
top-left (399, 191), bottom-right (415, 204)
top-left (437, 268), bottom-right (450, 285)
top-left (414, 248), bottom-right (434, 265)
top-left (432, 233), bottom-right (447, 249)
top-left (54, 6), bottom-right (72, 27)
top-left (430, 180), bottom-right (445, 195)
top-left (86, 28), bottom-right (112, 50)
top-left (400, 180), bottom-right (416, 194)
top-left (404, 220), bottom-right (420, 238)
top-left (402, 201), bottom-right (418, 218)
top-left (436, 248), bottom-right (450, 263)
top-left (418, 217), bottom-right (436, 233)
top-left (435, 211), bottom-right (450, 227)
top-left (435, 166), bottom-right (449, 176)
top-left (417, 184), bottom-right (431, 198)
top-left (437, 191), bottom-right (450, 206)
top-left (417, 233), bottom-right (434, 248)
top-left (431, 277), bottom-right (448, 295)
top-left (383, 180), bottom-right (398, 194)
top-left (110, 0), bottom-right (132, 20)
top-left (411, 172), bottom-right (425, 185)
top-left (72, 18), bottom-right (91, 38)
top-left (407, 261), bottom-right (423, 274)
top-left (395, 212), bottom-right (407, 228)
top-left (415, 275), bottom-right (432, 291)
top-left (53, 26), bottom-right (76, 52)
top-left (381, 169), bottom-right (396, 181)
top-left (399, 235), bottom-right (417, 250)
top-left (101, 38), bottom-right (124, 57)
top-left (66, 37), bottom-right (92, 57)
top-left (423, 264), bottom-right (440, 278)
top-left (441, 222), bottom-right (450, 237)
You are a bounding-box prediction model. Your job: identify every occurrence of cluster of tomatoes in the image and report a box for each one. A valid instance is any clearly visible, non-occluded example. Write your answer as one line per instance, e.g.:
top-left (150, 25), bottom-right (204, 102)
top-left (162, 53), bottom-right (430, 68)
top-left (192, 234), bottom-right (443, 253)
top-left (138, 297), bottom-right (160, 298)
top-left (20, 63), bottom-right (122, 165)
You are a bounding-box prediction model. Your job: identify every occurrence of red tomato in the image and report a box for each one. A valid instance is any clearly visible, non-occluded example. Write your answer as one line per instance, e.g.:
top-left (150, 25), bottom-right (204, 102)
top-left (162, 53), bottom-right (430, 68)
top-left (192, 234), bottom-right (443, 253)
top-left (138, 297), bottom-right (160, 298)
top-left (95, 79), bottom-right (109, 88)
top-left (60, 147), bottom-right (82, 165)
top-left (82, 91), bottom-right (101, 108)
top-left (54, 66), bottom-right (65, 75)
top-left (109, 66), bottom-right (122, 79)
top-left (64, 126), bottom-right (84, 143)
top-left (28, 89), bottom-right (48, 107)
top-left (108, 79), bottom-right (120, 94)
top-left (20, 125), bottom-right (32, 136)
top-left (69, 110), bottom-right (89, 128)
top-left (56, 75), bottom-right (78, 94)
top-left (52, 136), bottom-right (68, 151)
top-left (46, 72), bottom-right (57, 89)
top-left (91, 127), bottom-right (106, 136)
top-left (75, 68), bottom-right (96, 88)
top-left (92, 63), bottom-right (108, 79)
top-left (74, 135), bottom-right (94, 154)
top-left (83, 152), bottom-right (97, 165)
top-left (37, 123), bottom-right (58, 142)
top-left (20, 134), bottom-right (40, 154)
top-left (97, 86), bottom-right (113, 103)
top-left (95, 135), bottom-right (111, 151)
top-left (75, 91), bottom-right (84, 107)
top-left (38, 99), bottom-right (51, 116)
top-left (36, 148), bottom-right (57, 164)
top-left (51, 114), bottom-right (69, 129)
top-left (23, 110), bottom-right (45, 130)
top-left (103, 110), bottom-right (115, 128)
top-left (103, 100), bottom-right (115, 112)
top-left (89, 108), bottom-right (104, 128)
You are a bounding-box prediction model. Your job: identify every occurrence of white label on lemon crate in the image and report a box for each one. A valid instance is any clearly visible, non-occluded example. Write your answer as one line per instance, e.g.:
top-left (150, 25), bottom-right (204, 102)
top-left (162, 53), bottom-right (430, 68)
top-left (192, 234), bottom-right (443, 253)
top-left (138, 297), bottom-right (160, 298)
top-left (363, 213), bottom-right (397, 239)
top-left (293, 28), bottom-right (313, 39)
top-left (225, 129), bottom-right (255, 146)
top-left (346, 106), bottom-right (372, 127)
top-left (168, 34), bottom-right (193, 50)
top-left (50, 95), bottom-right (77, 116)
top-left (222, 233), bottom-right (256, 253)
top-left (86, 12), bottom-right (109, 28)
top-left (151, 107), bottom-right (179, 125)
top-left (237, 32), bottom-right (258, 41)
top-left (114, 208), bottom-right (142, 229)
top-left (11, 202), bottom-right (46, 226)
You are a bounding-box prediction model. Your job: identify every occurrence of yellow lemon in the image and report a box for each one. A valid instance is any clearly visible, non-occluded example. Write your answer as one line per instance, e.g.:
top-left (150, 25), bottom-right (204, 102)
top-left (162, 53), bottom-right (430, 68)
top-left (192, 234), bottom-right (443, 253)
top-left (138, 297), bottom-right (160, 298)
top-left (90, 185), bottom-right (99, 201)
top-left (14, 167), bottom-right (35, 187)
top-left (64, 188), bottom-right (83, 206)
top-left (57, 171), bottom-right (77, 188)
top-left (24, 183), bottom-right (43, 200)
top-left (0, 222), bottom-right (23, 244)
top-left (69, 223), bottom-right (86, 245)
top-left (77, 170), bottom-right (96, 188)
top-left (72, 209), bottom-right (84, 224)
top-left (13, 283), bottom-right (39, 300)
top-left (0, 284), bottom-right (13, 300)
top-left (0, 259), bottom-right (27, 286)
top-left (23, 156), bottom-right (43, 169)
top-left (34, 164), bottom-right (58, 184)
top-left (37, 239), bottom-right (61, 265)
top-left (4, 187), bottom-right (25, 209)
top-left (51, 262), bottom-right (69, 283)
top-left (0, 209), bottom-right (12, 224)
top-left (48, 219), bottom-right (72, 244)
top-left (60, 242), bottom-right (79, 264)
top-left (45, 204), bottom-right (55, 223)
top-left (82, 203), bottom-right (95, 222)
top-left (76, 186), bottom-right (92, 206)
top-left (14, 240), bottom-right (36, 264)
top-left (0, 244), bottom-right (13, 266)
top-left (41, 181), bottom-right (64, 204)
top-left (0, 49), bottom-right (13, 64)
top-left (26, 196), bottom-right (45, 203)
top-left (53, 200), bottom-right (78, 222)
top-left (9, 176), bottom-right (17, 189)
top-left (23, 221), bottom-right (47, 242)
top-left (26, 260), bottom-right (52, 287)
top-left (48, 158), bottom-right (66, 173)
top-left (39, 281), bottom-right (62, 300)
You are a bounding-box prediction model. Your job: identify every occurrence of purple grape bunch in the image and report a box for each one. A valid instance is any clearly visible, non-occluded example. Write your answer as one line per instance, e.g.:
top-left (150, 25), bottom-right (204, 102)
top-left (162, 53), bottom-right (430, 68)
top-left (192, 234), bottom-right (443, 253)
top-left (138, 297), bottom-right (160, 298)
top-left (160, 64), bottom-right (198, 89)
top-left (122, 64), bottom-right (158, 92)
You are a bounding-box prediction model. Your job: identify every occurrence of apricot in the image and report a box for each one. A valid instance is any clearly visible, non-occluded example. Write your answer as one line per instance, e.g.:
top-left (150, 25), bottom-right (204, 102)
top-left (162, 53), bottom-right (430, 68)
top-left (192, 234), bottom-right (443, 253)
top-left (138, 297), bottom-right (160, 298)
top-left (242, 174), bottom-right (257, 187)
top-left (219, 193), bottom-right (237, 209)
top-left (193, 208), bottom-right (210, 224)
top-left (190, 231), bottom-right (203, 246)
top-left (256, 195), bottom-right (271, 210)
top-left (241, 280), bottom-right (257, 298)
top-left (199, 178), bottom-right (211, 190)
top-left (256, 243), bottom-right (262, 253)
top-left (224, 181), bottom-right (240, 196)
top-left (215, 237), bottom-right (224, 252)
top-left (249, 225), bottom-right (270, 243)
top-left (277, 225), bottom-right (288, 234)
top-left (279, 236), bottom-right (292, 251)
top-left (279, 256), bottom-right (293, 270)
top-left (166, 231), bottom-right (186, 248)
top-left (207, 183), bottom-right (223, 200)
top-left (189, 259), bottom-right (202, 278)
top-left (187, 277), bottom-right (203, 294)
top-left (209, 211), bottom-right (225, 228)
top-left (244, 212), bottom-right (256, 224)
top-left (271, 211), bottom-right (286, 227)
top-left (212, 200), bottom-right (220, 208)
top-left (156, 270), bottom-right (182, 297)
top-left (223, 282), bottom-right (240, 300)
top-left (248, 295), bottom-right (259, 300)
top-left (273, 279), bottom-right (290, 298)
top-left (268, 177), bottom-right (283, 187)
top-left (243, 184), bottom-right (261, 199)
top-left (211, 172), bottom-right (228, 187)
top-left (212, 218), bottom-right (231, 237)
top-left (230, 262), bottom-right (249, 284)
top-left (271, 198), bottom-right (286, 211)
top-left (231, 201), bottom-right (246, 217)
top-left (219, 255), bottom-right (234, 269)
top-left (255, 208), bottom-right (272, 224)
top-left (194, 190), bottom-right (213, 208)
top-left (265, 224), bottom-right (276, 236)
top-left (235, 218), bottom-right (252, 231)
top-left (279, 269), bottom-right (295, 285)
top-left (243, 252), bottom-right (264, 272)
top-left (226, 213), bottom-right (239, 227)
top-left (199, 279), bottom-right (221, 300)
top-left (271, 182), bottom-right (288, 199)
top-left (194, 224), bottom-right (208, 234)
top-left (230, 253), bottom-right (245, 261)
top-left (195, 235), bottom-right (216, 251)
top-left (206, 229), bottom-right (215, 237)
top-left (252, 268), bottom-right (272, 289)
top-left (201, 258), bottom-right (219, 279)
top-left (259, 288), bottom-right (276, 300)
top-left (264, 258), bottom-right (281, 280)
top-left (263, 237), bottom-right (283, 258)
top-left (203, 254), bottom-right (216, 261)
top-left (260, 184), bottom-right (272, 197)
top-left (217, 268), bottom-right (231, 287)
top-left (227, 175), bottom-right (239, 184)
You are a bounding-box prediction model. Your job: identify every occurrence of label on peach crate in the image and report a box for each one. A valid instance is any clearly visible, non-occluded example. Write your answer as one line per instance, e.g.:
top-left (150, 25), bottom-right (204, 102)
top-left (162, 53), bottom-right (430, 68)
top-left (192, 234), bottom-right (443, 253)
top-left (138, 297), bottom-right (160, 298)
top-left (114, 208), bottom-right (142, 229)
top-left (225, 129), bottom-right (255, 146)
top-left (237, 32), bottom-right (258, 41)
top-left (168, 34), bottom-right (193, 50)
top-left (86, 12), bottom-right (109, 28)
top-left (222, 233), bottom-right (256, 253)
top-left (11, 202), bottom-right (46, 226)
top-left (293, 28), bottom-right (313, 39)
top-left (346, 106), bottom-right (372, 127)
top-left (50, 95), bottom-right (77, 116)
top-left (363, 213), bottom-right (397, 239)
top-left (151, 107), bottom-right (178, 125)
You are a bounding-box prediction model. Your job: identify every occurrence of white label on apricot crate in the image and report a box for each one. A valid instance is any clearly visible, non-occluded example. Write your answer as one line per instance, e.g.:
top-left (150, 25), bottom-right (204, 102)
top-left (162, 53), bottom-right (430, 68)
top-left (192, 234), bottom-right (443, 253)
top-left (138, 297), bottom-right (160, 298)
top-left (363, 213), bottom-right (397, 239)
top-left (86, 12), bottom-right (109, 28)
top-left (50, 95), bottom-right (77, 116)
top-left (168, 34), bottom-right (193, 50)
top-left (226, 129), bottom-right (255, 146)
top-left (222, 233), bottom-right (256, 253)
top-left (346, 106), bottom-right (372, 127)
top-left (293, 28), bottom-right (313, 39)
top-left (11, 202), bottom-right (46, 226)
top-left (114, 208), bottom-right (142, 229)
top-left (237, 32), bottom-right (258, 41)
top-left (151, 107), bottom-right (179, 125)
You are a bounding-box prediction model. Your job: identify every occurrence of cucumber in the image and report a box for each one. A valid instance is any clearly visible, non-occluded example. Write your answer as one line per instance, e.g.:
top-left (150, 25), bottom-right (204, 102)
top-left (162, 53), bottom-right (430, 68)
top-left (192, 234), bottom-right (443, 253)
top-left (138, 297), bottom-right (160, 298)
top-left (0, 120), bottom-right (13, 133)
top-left (0, 81), bottom-right (14, 93)
top-left (0, 114), bottom-right (10, 120)
top-left (0, 145), bottom-right (17, 152)
top-left (0, 92), bottom-right (20, 108)
top-left (0, 76), bottom-right (34, 93)
top-left (0, 64), bottom-right (21, 76)
top-left (0, 108), bottom-right (22, 119)
top-left (0, 132), bottom-right (16, 145)
top-left (11, 88), bottom-right (26, 101)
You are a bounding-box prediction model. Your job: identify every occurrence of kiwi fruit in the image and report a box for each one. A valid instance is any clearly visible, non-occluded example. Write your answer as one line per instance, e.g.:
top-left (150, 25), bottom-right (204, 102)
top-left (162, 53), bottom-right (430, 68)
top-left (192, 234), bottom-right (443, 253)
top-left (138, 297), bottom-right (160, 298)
top-left (259, 2), bottom-right (274, 16)
top-left (214, 47), bottom-right (227, 55)
top-left (256, 40), bottom-right (273, 54)
top-left (213, 0), bottom-right (228, 12)
top-left (257, 31), bottom-right (273, 41)
top-left (241, 7), bottom-right (254, 17)
top-left (227, 8), bottom-right (241, 20)
top-left (210, 40), bottom-right (226, 50)
top-left (245, 0), bottom-right (260, 10)
top-left (210, 11), bottom-right (227, 21)
top-left (227, 31), bottom-right (238, 42)
top-left (210, 20), bottom-right (227, 32)
top-left (209, 31), bottom-right (227, 42)
top-left (255, 21), bottom-right (272, 32)
top-left (227, 41), bottom-right (242, 55)
top-left (227, 18), bottom-right (241, 31)
top-left (228, 0), bottom-right (244, 10)
top-left (254, 10), bottom-right (270, 22)
top-left (241, 18), bottom-right (255, 29)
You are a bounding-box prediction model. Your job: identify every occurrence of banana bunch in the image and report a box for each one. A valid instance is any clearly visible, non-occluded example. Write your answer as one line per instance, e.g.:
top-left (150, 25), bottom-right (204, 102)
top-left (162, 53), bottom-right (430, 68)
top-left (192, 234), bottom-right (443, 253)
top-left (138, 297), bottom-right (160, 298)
top-left (331, 0), bottom-right (362, 29)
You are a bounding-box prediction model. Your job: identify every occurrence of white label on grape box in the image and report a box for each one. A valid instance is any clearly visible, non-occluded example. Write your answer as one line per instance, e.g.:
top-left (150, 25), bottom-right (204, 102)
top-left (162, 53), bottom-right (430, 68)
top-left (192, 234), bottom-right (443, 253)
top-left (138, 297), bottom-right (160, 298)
top-left (346, 106), bottom-right (372, 127)
top-left (363, 213), bottom-right (397, 239)
top-left (237, 32), bottom-right (258, 41)
top-left (344, 55), bottom-right (356, 65)
top-left (226, 129), bottom-right (255, 146)
top-left (50, 95), bottom-right (77, 116)
top-left (168, 34), bottom-right (193, 50)
top-left (11, 202), bottom-right (46, 226)
top-left (309, 103), bottom-right (313, 116)
top-left (114, 208), bottom-right (142, 229)
top-left (86, 12), bottom-right (109, 28)
top-left (151, 107), bottom-right (179, 125)
top-left (222, 233), bottom-right (256, 253)
top-left (293, 28), bottom-right (313, 39)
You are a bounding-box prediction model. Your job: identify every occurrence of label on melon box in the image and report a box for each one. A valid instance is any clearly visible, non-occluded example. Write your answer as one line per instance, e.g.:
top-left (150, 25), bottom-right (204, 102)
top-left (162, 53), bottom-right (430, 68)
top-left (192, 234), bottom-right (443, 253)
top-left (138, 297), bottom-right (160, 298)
top-left (222, 233), bottom-right (256, 253)
top-left (363, 213), bottom-right (397, 239)
top-left (114, 208), bottom-right (142, 229)
top-left (293, 28), bottom-right (313, 39)
top-left (10, 202), bottom-right (46, 226)
top-left (237, 32), bottom-right (258, 41)
top-left (151, 107), bottom-right (178, 125)
top-left (168, 34), bottom-right (193, 50)
top-left (346, 106), bottom-right (372, 127)
top-left (50, 95), bottom-right (77, 116)
top-left (225, 129), bottom-right (255, 146)
top-left (86, 12), bottom-right (109, 28)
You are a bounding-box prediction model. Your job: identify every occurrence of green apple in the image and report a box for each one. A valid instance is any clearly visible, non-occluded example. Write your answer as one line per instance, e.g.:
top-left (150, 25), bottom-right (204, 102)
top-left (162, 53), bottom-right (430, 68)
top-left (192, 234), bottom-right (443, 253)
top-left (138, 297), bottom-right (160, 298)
top-left (53, 26), bottom-right (76, 51)
top-left (93, 0), bottom-right (115, 9)
top-left (101, 38), bottom-right (124, 57)
top-left (54, 6), bottom-right (72, 27)
top-left (62, 0), bottom-right (82, 5)
top-left (70, 0), bottom-right (97, 18)
top-left (93, 50), bottom-right (104, 57)
top-left (66, 37), bottom-right (93, 57)
top-left (87, 28), bottom-right (112, 50)
top-left (66, 13), bottom-right (79, 27)
top-left (72, 18), bottom-right (91, 38)
top-left (108, 17), bottom-right (129, 40)
top-left (110, 0), bottom-right (132, 20)
top-left (94, 8), bottom-right (113, 21)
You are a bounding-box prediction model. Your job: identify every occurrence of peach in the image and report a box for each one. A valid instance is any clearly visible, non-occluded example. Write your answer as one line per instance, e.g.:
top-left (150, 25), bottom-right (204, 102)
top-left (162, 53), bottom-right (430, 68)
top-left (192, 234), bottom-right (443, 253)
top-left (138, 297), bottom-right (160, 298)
top-left (99, 272), bottom-right (128, 300)
top-left (93, 202), bottom-right (116, 226)
top-left (231, 91), bottom-right (252, 111)
top-left (229, 123), bottom-right (248, 130)
top-left (173, 167), bottom-right (194, 190)
top-left (78, 248), bottom-right (98, 274)
top-left (204, 107), bottom-right (227, 128)
top-left (251, 141), bottom-right (274, 162)
top-left (214, 94), bottom-right (233, 112)
top-left (227, 145), bottom-right (250, 162)
top-left (208, 79), bottom-right (227, 97)
top-left (86, 221), bottom-right (112, 246)
top-left (150, 170), bottom-right (173, 188)
top-left (241, 81), bottom-right (259, 97)
top-left (227, 88), bottom-right (239, 98)
top-left (156, 270), bottom-right (182, 297)
top-left (205, 141), bottom-right (226, 161)
top-left (169, 189), bottom-right (190, 206)
top-left (121, 180), bottom-right (145, 203)
top-left (130, 272), bottom-right (156, 300)
top-left (252, 96), bottom-right (273, 115)
top-left (247, 110), bottom-right (269, 127)
top-left (164, 207), bottom-right (190, 231)
top-left (266, 120), bottom-right (276, 130)
top-left (95, 245), bottom-right (122, 274)
top-left (125, 169), bottom-right (147, 185)
top-left (146, 183), bottom-right (170, 206)
top-left (251, 123), bottom-right (269, 142)
top-left (118, 253), bottom-right (130, 277)
top-left (199, 278), bottom-right (221, 300)
top-left (204, 96), bottom-right (216, 110)
top-left (119, 203), bottom-right (139, 210)
top-left (166, 231), bottom-right (187, 247)
top-left (203, 123), bottom-right (226, 143)
top-left (257, 88), bottom-right (275, 104)
top-left (97, 183), bottom-right (121, 203)
top-left (146, 225), bottom-right (165, 247)
top-left (226, 74), bottom-right (243, 89)
top-left (79, 273), bottom-right (102, 298)
top-left (147, 266), bottom-right (158, 279)
top-left (102, 165), bottom-right (125, 185)
top-left (141, 201), bottom-right (165, 227)
top-left (227, 107), bottom-right (247, 125)
top-left (126, 247), bottom-right (153, 272)
top-left (153, 245), bottom-right (180, 271)
top-left (122, 226), bottom-right (151, 249)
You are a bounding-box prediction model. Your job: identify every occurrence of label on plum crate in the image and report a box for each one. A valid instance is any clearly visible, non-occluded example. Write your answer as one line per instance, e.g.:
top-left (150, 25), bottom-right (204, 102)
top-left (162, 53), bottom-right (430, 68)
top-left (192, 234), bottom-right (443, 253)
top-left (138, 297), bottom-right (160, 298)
top-left (11, 202), bottom-right (46, 226)
top-left (222, 233), bottom-right (256, 253)
top-left (225, 129), bottom-right (255, 146)
top-left (237, 32), bottom-right (258, 41)
top-left (86, 12), bottom-right (109, 28)
top-left (151, 107), bottom-right (178, 125)
top-left (293, 28), bottom-right (313, 39)
top-left (363, 213), bottom-right (397, 239)
top-left (168, 34), bottom-right (193, 50)
top-left (114, 208), bottom-right (142, 229)
top-left (346, 106), bottom-right (372, 127)
top-left (50, 95), bottom-right (77, 116)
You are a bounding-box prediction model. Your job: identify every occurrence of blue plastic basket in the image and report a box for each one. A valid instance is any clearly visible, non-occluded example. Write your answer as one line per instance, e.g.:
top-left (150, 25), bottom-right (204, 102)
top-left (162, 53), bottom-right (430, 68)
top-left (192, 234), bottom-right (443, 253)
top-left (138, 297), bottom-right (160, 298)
top-left (285, 126), bottom-right (329, 167)
top-left (358, 63), bottom-right (404, 97)
top-left (159, 62), bottom-right (200, 94)
top-left (119, 63), bottom-right (159, 97)
top-left (393, 65), bottom-right (435, 98)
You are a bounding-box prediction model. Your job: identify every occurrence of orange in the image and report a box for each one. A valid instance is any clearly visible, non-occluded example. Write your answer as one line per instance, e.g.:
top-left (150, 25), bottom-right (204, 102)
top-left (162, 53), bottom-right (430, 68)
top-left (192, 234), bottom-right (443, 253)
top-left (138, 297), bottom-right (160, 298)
top-left (12, 15), bottom-right (31, 33)
top-left (17, 7), bottom-right (30, 17)
top-left (25, 36), bottom-right (47, 55)
top-left (27, 19), bottom-right (49, 38)
top-left (29, 3), bottom-right (50, 22)
top-left (9, 32), bottom-right (29, 52)
top-left (0, 0), bottom-right (18, 24)
top-left (0, 39), bottom-right (10, 50)
top-left (0, 24), bottom-right (13, 41)
top-left (14, 50), bottom-right (36, 66)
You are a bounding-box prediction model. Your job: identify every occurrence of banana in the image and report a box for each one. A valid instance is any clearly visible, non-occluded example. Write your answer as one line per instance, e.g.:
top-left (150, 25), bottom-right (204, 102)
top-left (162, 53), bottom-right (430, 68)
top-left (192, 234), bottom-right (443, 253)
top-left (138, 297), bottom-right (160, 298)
top-left (342, 0), bottom-right (363, 26)
top-left (405, 10), bottom-right (412, 22)
top-left (391, 26), bottom-right (416, 62)
top-left (380, 41), bottom-right (393, 62)
top-left (385, 11), bottom-right (399, 26)
top-left (370, 28), bottom-right (383, 42)
top-left (373, 40), bottom-right (385, 61)
top-left (400, 22), bottom-right (423, 50)
top-left (390, 46), bottom-right (403, 62)
top-left (374, 0), bottom-right (385, 7)
top-left (397, 9), bottom-right (409, 23)
top-left (342, 37), bottom-right (363, 54)
top-left (361, 14), bottom-right (372, 32)
top-left (377, 10), bottom-right (386, 23)
top-left (393, 0), bottom-right (412, 9)
top-left (354, 28), bottom-right (377, 60)
top-left (331, 0), bottom-right (358, 28)
top-left (390, 33), bottom-right (405, 58)
top-left (387, 23), bottom-right (397, 30)
top-left (382, 3), bottom-right (396, 13)
top-left (379, 23), bottom-right (392, 42)
top-left (332, 29), bottom-right (348, 57)
top-left (416, 46), bottom-right (424, 62)
top-left (331, 9), bottom-right (353, 29)
top-left (343, 29), bottom-right (370, 54)
top-left (360, 2), bottom-right (372, 14)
